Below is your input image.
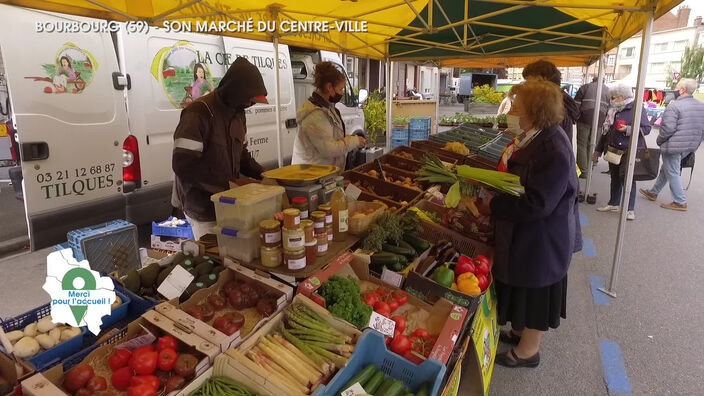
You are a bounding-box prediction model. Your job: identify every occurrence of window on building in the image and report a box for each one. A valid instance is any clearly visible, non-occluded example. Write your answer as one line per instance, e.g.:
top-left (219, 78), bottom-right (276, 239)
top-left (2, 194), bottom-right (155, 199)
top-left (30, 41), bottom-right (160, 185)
top-left (607, 54), bottom-right (616, 66)
top-left (669, 62), bottom-right (682, 72)
top-left (622, 47), bottom-right (635, 57)
top-left (649, 62), bottom-right (665, 73)
top-left (673, 40), bottom-right (689, 51)
top-left (291, 61), bottom-right (307, 80)
top-left (653, 42), bottom-right (669, 52)
top-left (605, 74), bottom-right (614, 82)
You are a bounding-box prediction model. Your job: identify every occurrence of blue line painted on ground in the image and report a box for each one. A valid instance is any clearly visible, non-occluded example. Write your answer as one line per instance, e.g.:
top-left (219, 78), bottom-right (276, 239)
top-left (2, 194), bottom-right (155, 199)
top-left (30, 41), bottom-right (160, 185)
top-left (588, 275), bottom-right (610, 305)
top-left (580, 211), bottom-right (589, 226)
top-left (600, 340), bottom-right (633, 396)
top-left (582, 237), bottom-right (597, 257)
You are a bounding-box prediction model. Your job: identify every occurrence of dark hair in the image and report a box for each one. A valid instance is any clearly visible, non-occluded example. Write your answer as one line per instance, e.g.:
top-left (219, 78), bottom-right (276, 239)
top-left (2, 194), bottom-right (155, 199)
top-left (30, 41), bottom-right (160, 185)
top-left (59, 56), bottom-right (72, 69)
top-left (522, 60), bottom-right (561, 85)
top-left (193, 63), bottom-right (207, 81)
top-left (313, 61), bottom-right (345, 90)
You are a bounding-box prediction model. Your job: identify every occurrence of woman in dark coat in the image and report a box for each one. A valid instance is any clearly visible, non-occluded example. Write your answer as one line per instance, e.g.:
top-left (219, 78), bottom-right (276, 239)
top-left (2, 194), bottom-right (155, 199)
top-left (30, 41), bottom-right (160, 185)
top-left (490, 78), bottom-right (579, 368)
top-left (594, 83), bottom-right (651, 220)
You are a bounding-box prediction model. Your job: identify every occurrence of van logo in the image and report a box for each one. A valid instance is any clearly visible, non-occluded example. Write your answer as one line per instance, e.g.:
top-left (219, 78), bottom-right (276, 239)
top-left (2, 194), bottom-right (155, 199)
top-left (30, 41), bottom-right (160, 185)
top-left (25, 43), bottom-right (97, 94)
top-left (151, 41), bottom-right (222, 109)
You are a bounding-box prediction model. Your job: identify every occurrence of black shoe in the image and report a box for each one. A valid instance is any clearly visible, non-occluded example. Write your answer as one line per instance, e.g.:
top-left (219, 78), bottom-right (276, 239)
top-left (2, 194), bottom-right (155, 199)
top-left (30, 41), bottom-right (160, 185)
top-left (499, 330), bottom-right (521, 345)
top-left (495, 348), bottom-right (540, 368)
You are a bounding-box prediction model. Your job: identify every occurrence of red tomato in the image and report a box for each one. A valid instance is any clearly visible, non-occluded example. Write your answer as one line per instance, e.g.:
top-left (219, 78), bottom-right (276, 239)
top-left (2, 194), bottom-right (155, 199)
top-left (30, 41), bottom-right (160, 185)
top-left (413, 328), bottom-right (430, 338)
top-left (391, 290), bottom-right (408, 306)
top-left (385, 336), bottom-right (391, 346)
top-left (132, 345), bottom-right (155, 357)
top-left (127, 383), bottom-right (157, 396)
top-left (362, 292), bottom-right (379, 306)
top-left (376, 287), bottom-right (388, 296)
top-left (390, 335), bottom-right (411, 355)
top-left (377, 307), bottom-right (391, 317)
top-left (207, 295), bottom-right (226, 310)
top-left (198, 303), bottom-right (215, 322)
top-left (130, 375), bottom-right (161, 390)
top-left (86, 376), bottom-right (107, 392)
top-left (130, 351), bottom-right (158, 376)
top-left (157, 336), bottom-right (179, 352)
top-left (373, 301), bottom-right (390, 313)
top-left (185, 306), bottom-right (204, 321)
top-left (387, 301), bottom-right (399, 313)
top-left (108, 349), bottom-right (132, 371)
top-left (74, 388), bottom-right (93, 396)
top-left (474, 260), bottom-right (490, 276)
top-left (476, 274), bottom-right (490, 291)
top-left (158, 348), bottom-right (178, 371)
top-left (391, 316), bottom-right (407, 333)
top-left (64, 364), bottom-right (95, 393)
top-left (223, 321), bottom-right (242, 336)
top-left (111, 367), bottom-right (133, 391)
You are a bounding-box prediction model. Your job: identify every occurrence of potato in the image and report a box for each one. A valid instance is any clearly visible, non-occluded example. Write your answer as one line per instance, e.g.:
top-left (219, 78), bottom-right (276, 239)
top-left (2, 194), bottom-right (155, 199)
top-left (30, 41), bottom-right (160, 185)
top-left (23, 323), bottom-right (38, 338)
top-left (60, 327), bottom-right (81, 341)
top-left (6, 330), bottom-right (24, 344)
top-left (110, 295), bottom-right (122, 311)
top-left (37, 316), bottom-right (56, 333)
top-left (13, 337), bottom-right (40, 359)
top-left (35, 334), bottom-right (56, 350)
top-left (48, 328), bottom-right (62, 343)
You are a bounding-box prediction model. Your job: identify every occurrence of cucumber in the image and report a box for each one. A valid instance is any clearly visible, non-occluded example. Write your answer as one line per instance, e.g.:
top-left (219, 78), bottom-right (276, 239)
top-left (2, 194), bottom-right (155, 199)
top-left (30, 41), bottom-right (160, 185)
top-left (398, 240), bottom-right (418, 258)
top-left (376, 378), bottom-right (396, 396)
top-left (403, 233), bottom-right (430, 253)
top-left (416, 382), bottom-right (430, 396)
top-left (379, 380), bottom-right (405, 396)
top-left (371, 252), bottom-right (400, 266)
top-left (363, 371), bottom-right (385, 394)
top-left (384, 252), bottom-right (407, 272)
top-left (382, 243), bottom-right (417, 260)
top-left (342, 364), bottom-right (377, 391)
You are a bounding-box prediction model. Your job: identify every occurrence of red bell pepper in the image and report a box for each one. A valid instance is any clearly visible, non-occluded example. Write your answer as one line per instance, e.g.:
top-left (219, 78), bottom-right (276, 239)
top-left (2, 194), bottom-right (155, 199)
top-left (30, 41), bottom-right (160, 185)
top-left (455, 255), bottom-right (476, 276)
top-left (157, 335), bottom-right (179, 352)
top-left (158, 348), bottom-right (178, 371)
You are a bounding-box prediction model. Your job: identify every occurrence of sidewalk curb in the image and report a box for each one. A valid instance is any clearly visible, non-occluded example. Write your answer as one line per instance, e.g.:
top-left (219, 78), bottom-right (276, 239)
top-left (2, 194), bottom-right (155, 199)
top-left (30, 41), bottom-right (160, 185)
top-left (0, 235), bottom-right (29, 257)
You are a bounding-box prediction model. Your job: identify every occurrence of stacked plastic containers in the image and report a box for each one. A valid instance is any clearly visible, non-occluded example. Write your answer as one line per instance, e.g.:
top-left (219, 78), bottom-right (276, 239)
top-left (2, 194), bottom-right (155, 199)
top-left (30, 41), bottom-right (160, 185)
top-left (409, 116), bottom-right (432, 142)
top-left (211, 184), bottom-right (285, 263)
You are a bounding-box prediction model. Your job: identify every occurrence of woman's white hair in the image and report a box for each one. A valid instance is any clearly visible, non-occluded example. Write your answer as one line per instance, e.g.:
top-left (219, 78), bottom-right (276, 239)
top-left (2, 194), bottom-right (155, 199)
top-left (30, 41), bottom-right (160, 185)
top-left (610, 83), bottom-right (634, 99)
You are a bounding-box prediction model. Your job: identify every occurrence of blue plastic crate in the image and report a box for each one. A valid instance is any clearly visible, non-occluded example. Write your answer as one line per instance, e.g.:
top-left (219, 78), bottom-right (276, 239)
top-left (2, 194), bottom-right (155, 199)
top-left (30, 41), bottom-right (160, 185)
top-left (391, 138), bottom-right (409, 149)
top-left (151, 217), bottom-right (194, 239)
top-left (410, 116), bottom-right (432, 131)
top-left (67, 219), bottom-right (140, 276)
top-left (391, 127), bottom-right (409, 140)
top-left (410, 128), bottom-right (430, 142)
top-left (1, 304), bottom-right (87, 372)
top-left (317, 330), bottom-right (446, 396)
top-left (98, 290), bottom-right (130, 332)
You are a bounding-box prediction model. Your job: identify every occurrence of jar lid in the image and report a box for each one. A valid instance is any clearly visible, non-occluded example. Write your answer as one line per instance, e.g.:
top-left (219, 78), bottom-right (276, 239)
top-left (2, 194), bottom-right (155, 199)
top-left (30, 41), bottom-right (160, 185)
top-left (292, 196), bottom-right (308, 204)
top-left (260, 219), bottom-right (281, 229)
top-left (318, 204), bottom-right (331, 210)
top-left (311, 211), bottom-right (326, 218)
top-left (300, 219), bottom-right (314, 228)
top-left (283, 208), bottom-right (300, 216)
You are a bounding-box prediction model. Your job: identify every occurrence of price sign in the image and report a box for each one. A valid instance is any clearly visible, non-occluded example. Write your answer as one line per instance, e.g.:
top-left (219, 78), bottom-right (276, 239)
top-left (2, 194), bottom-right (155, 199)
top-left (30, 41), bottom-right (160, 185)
top-left (157, 265), bottom-right (195, 300)
top-left (367, 311), bottom-right (396, 337)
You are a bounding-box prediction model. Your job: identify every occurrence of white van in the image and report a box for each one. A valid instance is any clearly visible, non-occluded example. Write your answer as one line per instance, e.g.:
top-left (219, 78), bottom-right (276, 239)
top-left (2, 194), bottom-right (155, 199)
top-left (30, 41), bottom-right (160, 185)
top-left (0, 4), bottom-right (367, 250)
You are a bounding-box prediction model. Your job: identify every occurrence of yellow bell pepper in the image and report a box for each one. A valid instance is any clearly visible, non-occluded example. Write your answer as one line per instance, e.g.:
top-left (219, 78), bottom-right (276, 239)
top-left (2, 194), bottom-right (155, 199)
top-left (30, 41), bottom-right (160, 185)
top-left (451, 282), bottom-right (458, 290)
top-left (457, 272), bottom-right (481, 295)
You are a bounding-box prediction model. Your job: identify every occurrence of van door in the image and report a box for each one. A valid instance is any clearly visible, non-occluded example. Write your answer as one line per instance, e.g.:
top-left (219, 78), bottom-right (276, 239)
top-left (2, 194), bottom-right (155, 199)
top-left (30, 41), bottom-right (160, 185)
top-left (119, 29), bottom-right (227, 224)
top-left (0, 5), bottom-right (128, 250)
top-left (222, 38), bottom-right (297, 169)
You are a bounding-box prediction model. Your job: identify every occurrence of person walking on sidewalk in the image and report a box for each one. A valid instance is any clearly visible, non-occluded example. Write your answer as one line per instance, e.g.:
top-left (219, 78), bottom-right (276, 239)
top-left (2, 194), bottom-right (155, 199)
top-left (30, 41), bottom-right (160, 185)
top-left (574, 77), bottom-right (609, 176)
top-left (639, 78), bottom-right (704, 211)
top-left (594, 84), bottom-right (651, 220)
top-left (172, 57), bottom-right (268, 239)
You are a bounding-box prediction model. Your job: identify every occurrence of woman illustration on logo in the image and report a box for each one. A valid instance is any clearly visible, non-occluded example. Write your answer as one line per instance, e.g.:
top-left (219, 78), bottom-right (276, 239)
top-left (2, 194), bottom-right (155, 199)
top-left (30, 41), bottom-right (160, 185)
top-left (190, 63), bottom-right (213, 100)
top-left (53, 56), bottom-right (76, 93)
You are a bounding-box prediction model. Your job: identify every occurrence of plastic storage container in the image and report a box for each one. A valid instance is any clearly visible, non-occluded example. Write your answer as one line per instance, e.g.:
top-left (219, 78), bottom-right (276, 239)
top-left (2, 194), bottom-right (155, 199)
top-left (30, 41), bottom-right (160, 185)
top-left (211, 184), bottom-right (285, 230)
top-left (151, 217), bottom-right (194, 239)
top-left (214, 226), bottom-right (261, 263)
top-left (391, 127), bottom-right (409, 148)
top-left (410, 116), bottom-right (432, 131)
top-left (67, 219), bottom-right (140, 276)
top-left (319, 330), bottom-right (446, 396)
top-left (98, 290), bottom-right (131, 331)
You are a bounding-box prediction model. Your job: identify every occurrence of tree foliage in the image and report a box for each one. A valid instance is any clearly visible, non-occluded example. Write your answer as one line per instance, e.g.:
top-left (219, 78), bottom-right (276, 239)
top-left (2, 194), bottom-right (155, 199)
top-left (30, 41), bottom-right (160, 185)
top-left (666, 47), bottom-right (704, 88)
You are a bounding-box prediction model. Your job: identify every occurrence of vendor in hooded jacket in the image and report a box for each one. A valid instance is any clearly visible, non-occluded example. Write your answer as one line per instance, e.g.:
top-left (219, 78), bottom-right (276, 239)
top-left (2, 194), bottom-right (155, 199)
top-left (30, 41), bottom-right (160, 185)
top-left (171, 57), bottom-right (268, 239)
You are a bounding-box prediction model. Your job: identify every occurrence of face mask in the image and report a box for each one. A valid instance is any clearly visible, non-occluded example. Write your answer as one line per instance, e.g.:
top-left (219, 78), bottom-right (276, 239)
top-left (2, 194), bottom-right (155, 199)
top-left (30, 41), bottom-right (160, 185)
top-left (506, 114), bottom-right (524, 135)
top-left (673, 90), bottom-right (681, 99)
top-left (329, 92), bottom-right (343, 103)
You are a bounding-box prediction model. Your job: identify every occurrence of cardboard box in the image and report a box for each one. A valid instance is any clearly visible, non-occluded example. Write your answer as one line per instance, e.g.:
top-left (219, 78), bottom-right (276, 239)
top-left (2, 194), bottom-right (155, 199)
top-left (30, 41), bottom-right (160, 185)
top-left (215, 294), bottom-right (362, 396)
top-left (0, 350), bottom-right (34, 396)
top-left (21, 310), bottom-right (220, 396)
top-left (151, 234), bottom-right (189, 252)
top-left (353, 245), bottom-right (432, 289)
top-left (156, 259), bottom-right (293, 352)
top-left (297, 251), bottom-right (468, 365)
top-left (462, 286), bottom-right (499, 396)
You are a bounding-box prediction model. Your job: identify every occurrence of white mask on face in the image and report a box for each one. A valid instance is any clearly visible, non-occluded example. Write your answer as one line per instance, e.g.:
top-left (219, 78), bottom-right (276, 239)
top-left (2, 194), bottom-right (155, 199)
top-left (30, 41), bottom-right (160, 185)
top-left (506, 114), bottom-right (524, 135)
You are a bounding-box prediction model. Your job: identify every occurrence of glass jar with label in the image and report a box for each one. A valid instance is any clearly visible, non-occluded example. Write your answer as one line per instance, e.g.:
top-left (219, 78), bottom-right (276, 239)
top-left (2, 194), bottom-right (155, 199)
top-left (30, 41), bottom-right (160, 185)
top-left (283, 208), bottom-right (301, 229)
top-left (316, 235), bottom-right (329, 257)
top-left (260, 246), bottom-right (282, 268)
top-left (301, 219), bottom-right (315, 243)
top-left (311, 211), bottom-right (326, 233)
top-left (282, 226), bottom-right (305, 251)
top-left (318, 204), bottom-right (333, 225)
top-left (259, 219), bottom-right (282, 248)
top-left (326, 224), bottom-right (334, 243)
top-left (285, 248), bottom-right (307, 270)
top-left (291, 197), bottom-right (309, 220)
top-left (305, 241), bottom-right (317, 266)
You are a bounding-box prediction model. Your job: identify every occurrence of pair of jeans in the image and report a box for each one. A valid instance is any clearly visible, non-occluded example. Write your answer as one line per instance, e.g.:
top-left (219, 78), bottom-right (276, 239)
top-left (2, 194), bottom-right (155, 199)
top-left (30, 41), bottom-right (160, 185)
top-left (608, 163), bottom-right (636, 211)
top-left (649, 152), bottom-right (687, 204)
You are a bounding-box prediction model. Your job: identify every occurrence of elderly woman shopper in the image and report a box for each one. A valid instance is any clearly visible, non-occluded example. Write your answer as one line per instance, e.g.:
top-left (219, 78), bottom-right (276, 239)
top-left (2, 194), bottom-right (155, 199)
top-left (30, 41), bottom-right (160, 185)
top-left (490, 78), bottom-right (579, 368)
top-left (292, 61), bottom-right (366, 169)
top-left (594, 83), bottom-right (651, 220)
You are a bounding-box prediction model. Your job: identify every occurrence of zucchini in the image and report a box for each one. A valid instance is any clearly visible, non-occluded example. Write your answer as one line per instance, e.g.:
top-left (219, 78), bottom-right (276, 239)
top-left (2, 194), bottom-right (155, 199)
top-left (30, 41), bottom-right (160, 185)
top-left (398, 240), bottom-right (418, 257)
top-left (379, 380), bottom-right (405, 396)
top-left (416, 382), bottom-right (430, 396)
top-left (382, 243), bottom-right (417, 260)
top-left (384, 253), bottom-right (407, 272)
top-left (376, 378), bottom-right (396, 396)
top-left (403, 233), bottom-right (431, 253)
top-left (363, 371), bottom-right (385, 394)
top-left (342, 364), bottom-right (377, 392)
top-left (371, 252), bottom-right (400, 266)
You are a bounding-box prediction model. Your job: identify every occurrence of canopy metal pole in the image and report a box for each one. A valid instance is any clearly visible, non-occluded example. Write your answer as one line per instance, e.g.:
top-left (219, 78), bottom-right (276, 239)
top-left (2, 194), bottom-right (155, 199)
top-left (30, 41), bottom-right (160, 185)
top-left (583, 52), bottom-right (605, 201)
top-left (385, 58), bottom-right (393, 151)
top-left (599, 10), bottom-right (654, 298)
top-left (435, 67), bottom-right (440, 135)
top-left (273, 36), bottom-right (283, 168)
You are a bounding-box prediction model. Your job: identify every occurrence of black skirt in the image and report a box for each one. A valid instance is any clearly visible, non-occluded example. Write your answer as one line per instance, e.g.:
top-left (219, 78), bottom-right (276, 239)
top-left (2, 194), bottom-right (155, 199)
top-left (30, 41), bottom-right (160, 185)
top-left (495, 276), bottom-right (568, 332)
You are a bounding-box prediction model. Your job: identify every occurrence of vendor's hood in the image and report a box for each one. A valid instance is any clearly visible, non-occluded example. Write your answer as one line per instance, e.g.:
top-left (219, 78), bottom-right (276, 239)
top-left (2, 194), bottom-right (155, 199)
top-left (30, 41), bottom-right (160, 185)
top-left (217, 57), bottom-right (268, 108)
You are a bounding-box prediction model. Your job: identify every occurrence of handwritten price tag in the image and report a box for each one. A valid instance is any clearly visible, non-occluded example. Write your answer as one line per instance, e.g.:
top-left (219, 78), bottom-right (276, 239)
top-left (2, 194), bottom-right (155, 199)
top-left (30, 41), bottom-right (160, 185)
top-left (367, 311), bottom-right (396, 337)
top-left (341, 383), bottom-right (367, 396)
top-left (157, 265), bottom-right (194, 300)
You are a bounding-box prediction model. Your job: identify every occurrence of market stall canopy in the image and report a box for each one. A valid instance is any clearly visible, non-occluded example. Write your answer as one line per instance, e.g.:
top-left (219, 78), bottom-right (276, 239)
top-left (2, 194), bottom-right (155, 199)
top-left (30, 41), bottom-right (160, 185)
top-left (2, 0), bottom-right (682, 63)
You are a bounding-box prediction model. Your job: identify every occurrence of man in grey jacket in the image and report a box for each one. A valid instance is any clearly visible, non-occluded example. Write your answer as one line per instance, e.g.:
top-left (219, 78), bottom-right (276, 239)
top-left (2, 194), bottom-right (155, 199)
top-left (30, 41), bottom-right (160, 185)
top-left (574, 77), bottom-right (610, 175)
top-left (640, 78), bottom-right (704, 211)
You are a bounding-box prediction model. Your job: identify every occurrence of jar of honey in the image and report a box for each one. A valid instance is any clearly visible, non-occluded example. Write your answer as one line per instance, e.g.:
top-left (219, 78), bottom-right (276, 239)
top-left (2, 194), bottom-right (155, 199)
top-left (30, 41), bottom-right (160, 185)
top-left (259, 219), bottom-right (282, 248)
top-left (283, 208), bottom-right (301, 229)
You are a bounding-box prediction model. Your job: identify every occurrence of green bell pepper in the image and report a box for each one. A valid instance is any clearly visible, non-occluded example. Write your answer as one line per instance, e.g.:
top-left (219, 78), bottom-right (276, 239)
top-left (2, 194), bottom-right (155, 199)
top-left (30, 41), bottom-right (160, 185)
top-left (432, 262), bottom-right (455, 287)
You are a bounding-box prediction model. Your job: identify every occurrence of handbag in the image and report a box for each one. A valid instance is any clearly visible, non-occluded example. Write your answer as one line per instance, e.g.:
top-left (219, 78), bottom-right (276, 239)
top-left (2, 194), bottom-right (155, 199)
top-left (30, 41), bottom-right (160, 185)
top-left (680, 152), bottom-right (695, 190)
top-left (604, 146), bottom-right (625, 165)
top-left (631, 129), bottom-right (660, 181)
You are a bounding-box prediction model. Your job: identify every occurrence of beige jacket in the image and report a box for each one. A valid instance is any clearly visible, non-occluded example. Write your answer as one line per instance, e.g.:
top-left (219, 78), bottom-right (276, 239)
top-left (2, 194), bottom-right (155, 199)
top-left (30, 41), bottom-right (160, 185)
top-left (291, 92), bottom-right (361, 169)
